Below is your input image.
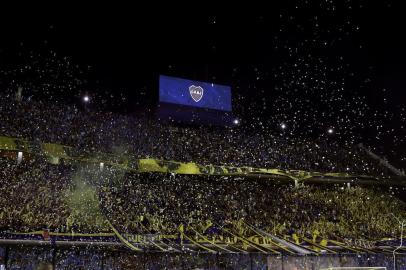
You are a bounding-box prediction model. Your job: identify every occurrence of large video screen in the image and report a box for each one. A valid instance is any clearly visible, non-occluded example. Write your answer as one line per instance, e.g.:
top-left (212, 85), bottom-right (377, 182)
top-left (159, 75), bottom-right (232, 112)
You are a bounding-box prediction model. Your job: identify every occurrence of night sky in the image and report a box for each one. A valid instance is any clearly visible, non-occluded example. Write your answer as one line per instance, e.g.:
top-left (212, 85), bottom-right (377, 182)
top-left (0, 2), bottom-right (405, 169)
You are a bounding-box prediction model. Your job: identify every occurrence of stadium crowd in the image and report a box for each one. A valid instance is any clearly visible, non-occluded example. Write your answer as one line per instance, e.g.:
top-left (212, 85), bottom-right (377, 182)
top-left (0, 159), bottom-right (73, 232)
top-left (0, 94), bottom-right (391, 175)
top-left (101, 171), bottom-right (406, 244)
top-left (1, 94), bottom-right (406, 269)
top-left (1, 157), bottom-right (405, 246)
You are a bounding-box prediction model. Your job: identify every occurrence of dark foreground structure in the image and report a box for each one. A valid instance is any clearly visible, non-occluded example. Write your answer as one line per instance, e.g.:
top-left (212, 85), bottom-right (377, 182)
top-left (1, 245), bottom-right (406, 269)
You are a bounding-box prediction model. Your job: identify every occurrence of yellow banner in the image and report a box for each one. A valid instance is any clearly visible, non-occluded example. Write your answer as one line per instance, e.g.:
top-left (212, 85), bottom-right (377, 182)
top-left (0, 135), bottom-right (386, 183)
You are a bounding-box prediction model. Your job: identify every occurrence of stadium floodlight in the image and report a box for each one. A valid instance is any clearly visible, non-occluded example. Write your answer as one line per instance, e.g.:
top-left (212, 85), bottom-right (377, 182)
top-left (281, 123), bottom-right (287, 129)
top-left (83, 95), bottom-right (90, 102)
top-left (17, 151), bottom-right (23, 165)
top-left (233, 119), bottom-right (240, 125)
top-left (328, 128), bottom-right (334, 134)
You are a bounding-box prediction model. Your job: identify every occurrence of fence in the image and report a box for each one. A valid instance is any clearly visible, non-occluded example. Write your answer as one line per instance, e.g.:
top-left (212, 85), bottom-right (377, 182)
top-left (1, 246), bottom-right (405, 269)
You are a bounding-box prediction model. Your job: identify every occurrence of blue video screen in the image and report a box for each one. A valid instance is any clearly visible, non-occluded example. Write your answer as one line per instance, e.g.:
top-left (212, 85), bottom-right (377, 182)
top-left (159, 75), bottom-right (232, 112)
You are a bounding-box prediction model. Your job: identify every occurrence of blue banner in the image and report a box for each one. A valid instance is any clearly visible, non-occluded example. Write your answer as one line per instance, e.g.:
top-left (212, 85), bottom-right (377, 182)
top-left (159, 75), bottom-right (232, 111)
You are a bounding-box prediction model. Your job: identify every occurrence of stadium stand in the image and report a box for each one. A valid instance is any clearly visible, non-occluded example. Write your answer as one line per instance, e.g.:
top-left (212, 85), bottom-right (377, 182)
top-left (1, 95), bottom-right (406, 269)
top-left (0, 95), bottom-right (393, 175)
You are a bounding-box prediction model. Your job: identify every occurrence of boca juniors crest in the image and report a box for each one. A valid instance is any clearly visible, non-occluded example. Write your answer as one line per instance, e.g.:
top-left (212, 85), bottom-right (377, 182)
top-left (189, 85), bottom-right (204, 102)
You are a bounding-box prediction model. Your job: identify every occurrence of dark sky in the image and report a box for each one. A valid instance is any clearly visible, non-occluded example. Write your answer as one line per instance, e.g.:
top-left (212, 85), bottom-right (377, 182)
top-left (0, 2), bottom-right (405, 168)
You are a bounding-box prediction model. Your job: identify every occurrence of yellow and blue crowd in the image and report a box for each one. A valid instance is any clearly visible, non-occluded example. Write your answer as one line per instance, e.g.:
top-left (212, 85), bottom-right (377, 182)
top-left (1, 95), bottom-right (406, 269)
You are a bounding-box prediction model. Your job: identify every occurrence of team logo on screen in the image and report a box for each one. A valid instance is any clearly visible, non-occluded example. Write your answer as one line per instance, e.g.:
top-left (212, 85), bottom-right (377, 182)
top-left (189, 85), bottom-right (204, 102)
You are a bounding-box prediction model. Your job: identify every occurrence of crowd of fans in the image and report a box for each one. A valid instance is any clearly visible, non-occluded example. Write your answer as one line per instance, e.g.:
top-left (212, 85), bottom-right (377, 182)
top-left (101, 171), bottom-right (406, 244)
top-left (1, 94), bottom-right (406, 270)
top-left (0, 159), bottom-right (73, 232)
top-left (0, 94), bottom-right (391, 175)
top-left (1, 157), bottom-right (405, 246)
